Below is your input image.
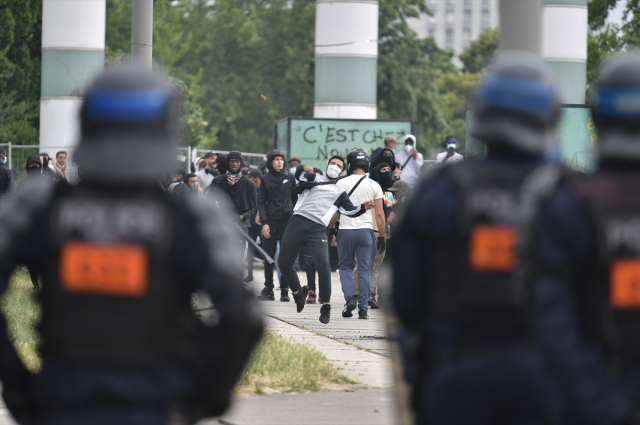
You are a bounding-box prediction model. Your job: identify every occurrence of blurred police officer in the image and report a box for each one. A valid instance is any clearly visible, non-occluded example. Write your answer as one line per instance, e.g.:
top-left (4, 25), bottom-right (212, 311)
top-left (0, 66), bottom-right (262, 425)
top-left (519, 53), bottom-right (640, 424)
top-left (390, 52), bottom-right (562, 424)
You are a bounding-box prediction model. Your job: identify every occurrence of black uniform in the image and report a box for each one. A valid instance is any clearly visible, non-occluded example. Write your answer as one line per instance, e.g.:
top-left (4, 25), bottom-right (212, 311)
top-left (390, 52), bottom-right (563, 424)
top-left (519, 53), bottom-right (640, 424)
top-left (0, 66), bottom-right (263, 425)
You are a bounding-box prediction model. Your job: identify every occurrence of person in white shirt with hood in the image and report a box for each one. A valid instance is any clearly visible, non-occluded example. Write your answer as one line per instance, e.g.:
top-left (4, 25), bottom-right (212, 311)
top-left (395, 134), bottom-right (424, 188)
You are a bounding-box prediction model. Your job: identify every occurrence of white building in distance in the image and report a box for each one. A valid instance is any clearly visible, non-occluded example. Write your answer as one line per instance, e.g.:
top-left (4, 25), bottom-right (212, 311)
top-left (408, 0), bottom-right (500, 68)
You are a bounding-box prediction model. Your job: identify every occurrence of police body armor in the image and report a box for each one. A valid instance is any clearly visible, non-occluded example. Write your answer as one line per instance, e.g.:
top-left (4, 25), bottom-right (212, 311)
top-left (40, 183), bottom-right (199, 364)
top-left (572, 171), bottom-right (640, 370)
top-left (431, 159), bottom-right (531, 330)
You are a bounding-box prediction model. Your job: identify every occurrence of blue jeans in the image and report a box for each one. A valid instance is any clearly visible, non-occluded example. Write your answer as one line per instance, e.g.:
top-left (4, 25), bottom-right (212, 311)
top-left (337, 229), bottom-right (376, 311)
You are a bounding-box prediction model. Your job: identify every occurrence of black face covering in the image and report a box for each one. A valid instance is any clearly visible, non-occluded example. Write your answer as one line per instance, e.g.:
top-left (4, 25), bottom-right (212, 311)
top-left (26, 166), bottom-right (41, 176)
top-left (380, 170), bottom-right (392, 180)
top-left (381, 156), bottom-right (393, 166)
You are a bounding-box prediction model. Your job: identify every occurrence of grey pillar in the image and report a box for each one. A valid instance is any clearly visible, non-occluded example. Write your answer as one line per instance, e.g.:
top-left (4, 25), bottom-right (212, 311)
top-left (131, 0), bottom-right (153, 68)
top-left (498, 0), bottom-right (542, 55)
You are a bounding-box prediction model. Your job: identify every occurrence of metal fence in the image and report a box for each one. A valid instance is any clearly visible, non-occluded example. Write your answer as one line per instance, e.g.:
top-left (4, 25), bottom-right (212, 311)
top-left (191, 149), bottom-right (266, 169)
top-left (1, 143), bottom-right (268, 183)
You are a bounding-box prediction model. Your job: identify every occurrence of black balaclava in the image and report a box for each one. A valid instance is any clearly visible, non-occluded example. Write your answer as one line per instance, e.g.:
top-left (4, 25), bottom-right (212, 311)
top-left (370, 162), bottom-right (394, 192)
top-left (379, 148), bottom-right (396, 168)
top-left (25, 154), bottom-right (42, 176)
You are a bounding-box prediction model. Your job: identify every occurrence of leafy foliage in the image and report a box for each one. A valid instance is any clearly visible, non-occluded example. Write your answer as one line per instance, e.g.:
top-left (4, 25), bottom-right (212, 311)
top-left (0, 0), bottom-right (41, 145)
top-left (459, 28), bottom-right (498, 75)
top-left (5, 0), bottom-right (478, 157)
top-left (586, 0), bottom-right (640, 98)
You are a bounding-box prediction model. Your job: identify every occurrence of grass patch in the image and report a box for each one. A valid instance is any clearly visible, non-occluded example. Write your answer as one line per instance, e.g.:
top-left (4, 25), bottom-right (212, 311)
top-left (237, 332), bottom-right (354, 395)
top-left (1, 271), bottom-right (353, 394)
top-left (0, 271), bottom-right (41, 372)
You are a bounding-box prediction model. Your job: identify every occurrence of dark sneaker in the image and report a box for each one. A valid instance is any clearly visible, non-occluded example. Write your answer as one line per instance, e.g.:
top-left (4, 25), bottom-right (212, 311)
top-left (280, 289), bottom-right (290, 302)
top-left (368, 295), bottom-right (381, 309)
top-left (358, 309), bottom-right (369, 319)
top-left (242, 274), bottom-right (254, 283)
top-left (306, 290), bottom-right (317, 304)
top-left (342, 296), bottom-right (357, 318)
top-left (319, 304), bottom-right (331, 324)
top-left (257, 288), bottom-right (275, 301)
top-left (293, 286), bottom-right (309, 313)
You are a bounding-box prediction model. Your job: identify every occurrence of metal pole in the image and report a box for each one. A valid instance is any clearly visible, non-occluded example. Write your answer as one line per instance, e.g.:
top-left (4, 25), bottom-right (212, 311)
top-left (498, 0), bottom-right (542, 56)
top-left (7, 142), bottom-right (11, 170)
top-left (131, 0), bottom-right (153, 68)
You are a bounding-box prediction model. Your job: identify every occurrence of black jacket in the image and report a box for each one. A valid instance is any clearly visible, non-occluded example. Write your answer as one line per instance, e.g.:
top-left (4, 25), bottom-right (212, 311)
top-left (210, 174), bottom-right (257, 228)
top-left (257, 150), bottom-right (297, 224)
top-left (0, 163), bottom-right (15, 201)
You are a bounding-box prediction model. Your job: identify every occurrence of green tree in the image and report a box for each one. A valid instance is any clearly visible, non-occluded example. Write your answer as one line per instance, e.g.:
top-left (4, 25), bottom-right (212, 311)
top-left (377, 0), bottom-right (457, 155)
top-left (0, 0), bottom-right (42, 145)
top-left (459, 28), bottom-right (498, 75)
top-left (587, 0), bottom-right (640, 97)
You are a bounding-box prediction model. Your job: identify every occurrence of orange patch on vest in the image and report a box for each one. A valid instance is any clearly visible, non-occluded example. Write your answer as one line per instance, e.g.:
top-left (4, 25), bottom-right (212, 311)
top-left (60, 242), bottom-right (149, 297)
top-left (610, 259), bottom-right (640, 310)
top-left (469, 226), bottom-right (518, 272)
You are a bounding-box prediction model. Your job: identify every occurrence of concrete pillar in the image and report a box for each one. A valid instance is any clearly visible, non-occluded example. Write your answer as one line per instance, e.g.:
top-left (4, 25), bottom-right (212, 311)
top-left (40, 0), bottom-right (106, 149)
top-left (132, 0), bottom-right (154, 68)
top-left (314, 0), bottom-right (378, 119)
top-left (542, 0), bottom-right (588, 103)
top-left (498, 0), bottom-right (542, 55)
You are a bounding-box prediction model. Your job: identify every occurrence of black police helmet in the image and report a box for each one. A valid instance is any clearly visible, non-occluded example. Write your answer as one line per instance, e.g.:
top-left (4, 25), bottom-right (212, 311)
top-left (347, 148), bottom-right (370, 175)
top-left (591, 53), bottom-right (640, 162)
top-left (471, 51), bottom-right (560, 156)
top-left (75, 65), bottom-right (180, 184)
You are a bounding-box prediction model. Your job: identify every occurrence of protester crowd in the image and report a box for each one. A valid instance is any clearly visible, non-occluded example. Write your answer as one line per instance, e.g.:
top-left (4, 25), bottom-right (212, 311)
top-left (0, 127), bottom-right (457, 318)
top-left (169, 131), bottom-right (460, 322)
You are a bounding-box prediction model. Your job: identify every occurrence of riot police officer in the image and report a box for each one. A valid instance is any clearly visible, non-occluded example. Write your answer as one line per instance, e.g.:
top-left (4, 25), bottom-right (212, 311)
top-left (0, 66), bottom-right (263, 425)
top-left (390, 52), bottom-right (562, 424)
top-left (519, 53), bottom-right (640, 424)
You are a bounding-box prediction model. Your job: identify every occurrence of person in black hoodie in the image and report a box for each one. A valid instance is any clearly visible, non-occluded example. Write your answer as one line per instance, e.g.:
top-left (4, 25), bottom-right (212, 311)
top-left (209, 151), bottom-right (256, 229)
top-left (18, 154), bottom-right (48, 289)
top-left (369, 148), bottom-right (395, 192)
top-left (256, 150), bottom-right (297, 301)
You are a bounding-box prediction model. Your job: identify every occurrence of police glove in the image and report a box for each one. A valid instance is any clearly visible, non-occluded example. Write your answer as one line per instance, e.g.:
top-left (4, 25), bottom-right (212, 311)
top-left (377, 236), bottom-right (386, 254)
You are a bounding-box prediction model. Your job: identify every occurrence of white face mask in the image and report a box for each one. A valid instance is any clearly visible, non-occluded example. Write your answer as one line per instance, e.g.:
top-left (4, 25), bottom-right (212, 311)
top-left (447, 143), bottom-right (456, 150)
top-left (326, 164), bottom-right (341, 179)
top-left (404, 144), bottom-right (414, 153)
top-left (289, 167), bottom-right (296, 174)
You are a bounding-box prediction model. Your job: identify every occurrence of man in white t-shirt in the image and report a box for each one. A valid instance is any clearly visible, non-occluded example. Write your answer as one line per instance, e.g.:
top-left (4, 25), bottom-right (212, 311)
top-left (332, 149), bottom-right (386, 319)
top-left (435, 135), bottom-right (464, 165)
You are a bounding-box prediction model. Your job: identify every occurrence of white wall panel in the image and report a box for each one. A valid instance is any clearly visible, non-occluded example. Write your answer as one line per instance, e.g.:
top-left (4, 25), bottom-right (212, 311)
top-left (42, 0), bottom-right (106, 50)
top-left (542, 6), bottom-right (588, 62)
top-left (314, 103), bottom-right (377, 119)
top-left (315, 2), bottom-right (379, 58)
top-left (39, 98), bottom-right (83, 148)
